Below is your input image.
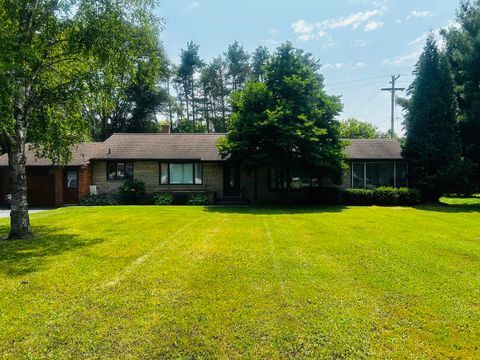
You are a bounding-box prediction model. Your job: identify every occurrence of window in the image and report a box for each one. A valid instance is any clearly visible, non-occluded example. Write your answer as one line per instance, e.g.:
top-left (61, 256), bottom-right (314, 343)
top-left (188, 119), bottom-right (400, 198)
top-left (108, 162), bottom-right (133, 181)
top-left (396, 162), bottom-right (408, 187)
top-left (160, 162), bottom-right (203, 185)
top-left (351, 162), bottom-right (408, 189)
top-left (352, 163), bottom-right (365, 189)
top-left (366, 162), bottom-right (394, 188)
top-left (65, 170), bottom-right (78, 189)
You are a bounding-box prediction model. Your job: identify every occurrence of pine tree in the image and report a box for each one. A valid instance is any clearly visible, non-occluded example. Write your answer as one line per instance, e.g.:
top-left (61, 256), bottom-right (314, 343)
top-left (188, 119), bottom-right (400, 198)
top-left (403, 34), bottom-right (473, 200)
top-left (443, 0), bottom-right (480, 191)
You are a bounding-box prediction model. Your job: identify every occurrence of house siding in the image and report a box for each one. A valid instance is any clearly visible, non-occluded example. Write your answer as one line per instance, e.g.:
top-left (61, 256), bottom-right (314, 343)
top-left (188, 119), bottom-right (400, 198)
top-left (91, 161), bottom-right (225, 199)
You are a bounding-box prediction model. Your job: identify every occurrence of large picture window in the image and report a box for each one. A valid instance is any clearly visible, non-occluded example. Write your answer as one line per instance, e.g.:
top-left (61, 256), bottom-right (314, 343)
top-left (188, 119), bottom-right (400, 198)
top-left (108, 162), bottom-right (133, 181)
top-left (351, 162), bottom-right (408, 189)
top-left (160, 162), bottom-right (203, 185)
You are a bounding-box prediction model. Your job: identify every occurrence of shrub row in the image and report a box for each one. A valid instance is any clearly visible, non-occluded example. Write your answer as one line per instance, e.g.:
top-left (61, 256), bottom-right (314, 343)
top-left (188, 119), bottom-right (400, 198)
top-left (344, 187), bottom-right (421, 206)
top-left (81, 180), bottom-right (211, 206)
top-left (305, 186), bottom-right (421, 206)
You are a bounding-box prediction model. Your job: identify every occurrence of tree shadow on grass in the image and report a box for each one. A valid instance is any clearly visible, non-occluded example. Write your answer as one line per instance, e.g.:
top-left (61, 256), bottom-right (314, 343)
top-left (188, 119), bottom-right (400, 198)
top-left (0, 225), bottom-right (103, 277)
top-left (413, 204), bottom-right (480, 214)
top-left (203, 205), bottom-right (347, 215)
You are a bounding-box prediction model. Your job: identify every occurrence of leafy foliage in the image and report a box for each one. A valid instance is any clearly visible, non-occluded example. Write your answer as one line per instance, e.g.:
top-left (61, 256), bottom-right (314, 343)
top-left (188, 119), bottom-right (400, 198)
top-left (186, 194), bottom-right (210, 205)
top-left (339, 118), bottom-right (387, 139)
top-left (218, 42), bottom-right (345, 192)
top-left (402, 34), bottom-right (473, 200)
top-left (343, 189), bottom-right (373, 205)
top-left (153, 193), bottom-right (174, 205)
top-left (118, 180), bottom-right (147, 205)
top-left (80, 193), bottom-right (121, 206)
top-left (343, 187), bottom-right (420, 206)
top-left (442, 0), bottom-right (480, 191)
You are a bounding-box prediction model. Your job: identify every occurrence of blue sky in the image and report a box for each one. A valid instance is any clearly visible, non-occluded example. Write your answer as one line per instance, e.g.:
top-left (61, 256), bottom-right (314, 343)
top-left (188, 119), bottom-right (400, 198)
top-left (157, 0), bottom-right (459, 134)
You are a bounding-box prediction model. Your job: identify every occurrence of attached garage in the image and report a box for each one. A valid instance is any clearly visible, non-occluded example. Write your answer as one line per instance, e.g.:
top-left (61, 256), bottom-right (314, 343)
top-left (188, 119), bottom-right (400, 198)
top-left (26, 168), bottom-right (56, 207)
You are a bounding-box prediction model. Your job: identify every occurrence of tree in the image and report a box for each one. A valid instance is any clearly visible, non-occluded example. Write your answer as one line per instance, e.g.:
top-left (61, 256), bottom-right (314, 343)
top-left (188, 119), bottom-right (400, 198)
top-left (225, 41), bottom-right (250, 92)
top-left (442, 0), bottom-right (480, 191)
top-left (0, 0), bottom-right (161, 239)
top-left (339, 118), bottom-right (386, 139)
top-left (218, 43), bottom-right (345, 197)
top-left (402, 35), bottom-right (473, 200)
top-left (250, 46), bottom-right (270, 82)
top-left (175, 41), bottom-right (204, 132)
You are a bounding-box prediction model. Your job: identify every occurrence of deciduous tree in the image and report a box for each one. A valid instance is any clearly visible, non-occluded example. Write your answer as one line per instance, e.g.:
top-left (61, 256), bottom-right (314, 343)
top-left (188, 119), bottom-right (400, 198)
top-left (218, 43), bottom-right (345, 196)
top-left (0, 0), bottom-right (162, 238)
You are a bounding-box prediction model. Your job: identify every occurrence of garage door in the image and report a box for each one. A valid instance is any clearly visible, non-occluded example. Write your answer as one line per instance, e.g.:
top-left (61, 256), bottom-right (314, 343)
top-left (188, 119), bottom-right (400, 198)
top-left (27, 168), bottom-right (55, 207)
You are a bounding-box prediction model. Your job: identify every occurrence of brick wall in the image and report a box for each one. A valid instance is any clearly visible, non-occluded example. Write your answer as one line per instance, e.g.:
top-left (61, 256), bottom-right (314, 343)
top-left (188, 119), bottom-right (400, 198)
top-left (54, 168), bottom-right (63, 207)
top-left (78, 166), bottom-right (92, 200)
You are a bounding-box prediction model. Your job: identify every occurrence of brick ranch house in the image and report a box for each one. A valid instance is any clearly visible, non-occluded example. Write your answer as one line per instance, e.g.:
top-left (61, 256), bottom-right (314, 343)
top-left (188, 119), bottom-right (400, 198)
top-left (0, 133), bottom-right (407, 207)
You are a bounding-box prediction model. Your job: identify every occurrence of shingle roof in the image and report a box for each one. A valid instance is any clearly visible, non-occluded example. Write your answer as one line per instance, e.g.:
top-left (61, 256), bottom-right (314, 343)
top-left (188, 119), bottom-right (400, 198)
top-left (344, 139), bottom-right (404, 160)
top-left (0, 142), bottom-right (105, 167)
top-left (0, 134), bottom-right (403, 166)
top-left (100, 133), bottom-right (225, 161)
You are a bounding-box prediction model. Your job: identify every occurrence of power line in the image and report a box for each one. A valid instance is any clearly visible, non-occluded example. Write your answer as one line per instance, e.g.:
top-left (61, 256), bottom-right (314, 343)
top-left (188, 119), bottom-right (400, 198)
top-left (351, 92), bottom-right (381, 114)
top-left (326, 75), bottom-right (390, 87)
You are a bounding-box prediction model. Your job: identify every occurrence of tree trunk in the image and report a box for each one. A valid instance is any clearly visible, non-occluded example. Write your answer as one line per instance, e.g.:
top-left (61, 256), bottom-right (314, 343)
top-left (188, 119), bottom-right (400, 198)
top-left (8, 126), bottom-right (33, 239)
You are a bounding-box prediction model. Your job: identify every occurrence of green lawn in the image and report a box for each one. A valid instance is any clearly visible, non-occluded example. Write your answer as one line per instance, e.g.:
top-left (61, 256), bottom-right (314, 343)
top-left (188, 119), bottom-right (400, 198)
top-left (1, 205), bottom-right (479, 359)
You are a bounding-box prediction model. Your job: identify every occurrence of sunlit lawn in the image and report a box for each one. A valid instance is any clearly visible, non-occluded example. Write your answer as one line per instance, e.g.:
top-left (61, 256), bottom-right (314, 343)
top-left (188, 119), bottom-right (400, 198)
top-left (1, 205), bottom-right (479, 358)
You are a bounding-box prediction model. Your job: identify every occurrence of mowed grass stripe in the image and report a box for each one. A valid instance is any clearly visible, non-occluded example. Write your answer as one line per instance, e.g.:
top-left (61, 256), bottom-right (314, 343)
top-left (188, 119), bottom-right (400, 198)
top-left (0, 205), bottom-right (479, 358)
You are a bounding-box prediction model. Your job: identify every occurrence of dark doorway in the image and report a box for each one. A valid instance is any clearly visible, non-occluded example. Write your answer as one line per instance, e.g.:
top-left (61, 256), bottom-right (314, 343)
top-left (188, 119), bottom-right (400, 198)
top-left (63, 168), bottom-right (79, 204)
top-left (223, 163), bottom-right (241, 197)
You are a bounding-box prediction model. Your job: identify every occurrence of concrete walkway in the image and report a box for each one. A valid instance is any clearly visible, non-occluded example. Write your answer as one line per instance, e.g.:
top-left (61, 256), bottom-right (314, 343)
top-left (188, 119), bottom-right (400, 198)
top-left (0, 209), bottom-right (49, 218)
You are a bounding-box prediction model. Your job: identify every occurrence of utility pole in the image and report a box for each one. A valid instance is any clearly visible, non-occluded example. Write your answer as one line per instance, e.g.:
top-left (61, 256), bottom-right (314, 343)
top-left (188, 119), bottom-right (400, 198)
top-left (381, 75), bottom-right (405, 138)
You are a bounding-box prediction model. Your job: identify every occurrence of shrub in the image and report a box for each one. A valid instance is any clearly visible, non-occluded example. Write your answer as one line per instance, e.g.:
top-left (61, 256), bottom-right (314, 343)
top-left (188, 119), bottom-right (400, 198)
top-left (342, 187), bottom-right (420, 206)
top-left (372, 187), bottom-right (399, 205)
top-left (343, 189), bottom-right (373, 205)
top-left (186, 194), bottom-right (209, 205)
top-left (119, 179), bottom-right (146, 205)
top-left (154, 193), bottom-right (174, 205)
top-left (396, 187), bottom-right (421, 205)
top-left (80, 192), bottom-right (120, 206)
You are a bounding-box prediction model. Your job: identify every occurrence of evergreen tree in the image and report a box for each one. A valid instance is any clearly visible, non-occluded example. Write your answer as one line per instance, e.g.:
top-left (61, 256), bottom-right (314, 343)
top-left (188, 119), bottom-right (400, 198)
top-left (251, 46), bottom-right (270, 82)
top-left (402, 35), bottom-right (473, 200)
top-left (175, 41), bottom-right (204, 131)
top-left (218, 42), bottom-right (345, 196)
top-left (442, 0), bottom-right (480, 191)
top-left (225, 41), bottom-right (250, 92)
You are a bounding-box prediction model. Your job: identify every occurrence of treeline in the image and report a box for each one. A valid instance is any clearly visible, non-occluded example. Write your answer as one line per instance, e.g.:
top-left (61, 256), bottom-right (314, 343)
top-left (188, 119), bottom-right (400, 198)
top-left (95, 39), bottom-right (270, 139)
top-left (401, 1), bottom-right (480, 197)
top-left (164, 41), bottom-right (272, 133)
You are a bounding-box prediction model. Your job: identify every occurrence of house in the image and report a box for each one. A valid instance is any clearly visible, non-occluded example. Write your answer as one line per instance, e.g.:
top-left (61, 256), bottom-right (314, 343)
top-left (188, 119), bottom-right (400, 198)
top-left (0, 132), bottom-right (407, 207)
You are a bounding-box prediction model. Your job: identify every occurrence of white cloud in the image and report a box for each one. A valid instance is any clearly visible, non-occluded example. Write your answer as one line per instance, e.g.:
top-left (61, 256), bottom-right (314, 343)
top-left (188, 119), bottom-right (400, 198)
top-left (324, 62), bottom-right (368, 70)
top-left (351, 40), bottom-right (368, 47)
top-left (291, 3), bottom-right (387, 42)
top-left (364, 20), bottom-right (384, 32)
top-left (186, 1), bottom-right (200, 11)
top-left (406, 10), bottom-right (434, 20)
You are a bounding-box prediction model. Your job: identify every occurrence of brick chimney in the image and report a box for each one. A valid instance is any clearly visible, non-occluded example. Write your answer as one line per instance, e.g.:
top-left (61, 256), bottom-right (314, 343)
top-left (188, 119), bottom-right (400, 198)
top-left (161, 124), bottom-right (170, 134)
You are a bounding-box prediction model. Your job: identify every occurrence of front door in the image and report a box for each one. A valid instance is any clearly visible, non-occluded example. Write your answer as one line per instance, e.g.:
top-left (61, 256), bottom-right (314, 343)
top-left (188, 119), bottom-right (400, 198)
top-left (63, 169), bottom-right (79, 204)
top-left (223, 163), bottom-right (241, 197)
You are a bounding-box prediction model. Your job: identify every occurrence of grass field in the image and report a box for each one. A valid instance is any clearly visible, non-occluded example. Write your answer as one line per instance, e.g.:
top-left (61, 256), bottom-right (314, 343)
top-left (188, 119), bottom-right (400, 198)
top-left (1, 205), bottom-right (479, 359)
